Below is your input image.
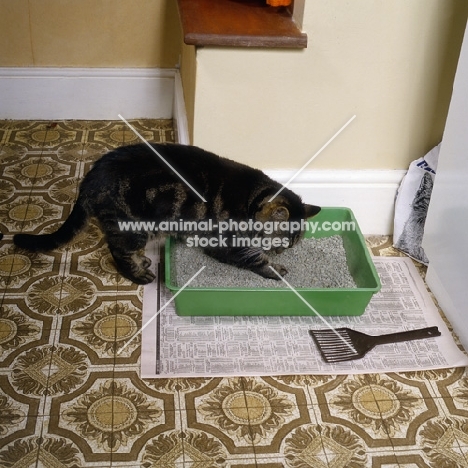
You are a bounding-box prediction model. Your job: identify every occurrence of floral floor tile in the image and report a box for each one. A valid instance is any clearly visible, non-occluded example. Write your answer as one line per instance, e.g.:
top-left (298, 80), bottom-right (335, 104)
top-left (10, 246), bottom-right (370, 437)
top-left (1, 119), bottom-right (467, 467)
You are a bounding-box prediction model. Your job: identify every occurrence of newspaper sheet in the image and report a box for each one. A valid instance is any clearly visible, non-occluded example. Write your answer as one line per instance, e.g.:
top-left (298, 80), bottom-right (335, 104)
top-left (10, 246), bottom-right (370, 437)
top-left (141, 249), bottom-right (468, 378)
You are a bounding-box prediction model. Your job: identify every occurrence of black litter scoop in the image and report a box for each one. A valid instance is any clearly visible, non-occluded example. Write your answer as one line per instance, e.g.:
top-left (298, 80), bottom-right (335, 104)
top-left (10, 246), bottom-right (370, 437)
top-left (309, 326), bottom-right (441, 363)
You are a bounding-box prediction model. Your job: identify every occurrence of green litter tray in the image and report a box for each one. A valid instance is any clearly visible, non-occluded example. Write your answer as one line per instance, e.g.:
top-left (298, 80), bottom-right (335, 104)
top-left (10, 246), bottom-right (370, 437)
top-left (164, 207), bottom-right (381, 316)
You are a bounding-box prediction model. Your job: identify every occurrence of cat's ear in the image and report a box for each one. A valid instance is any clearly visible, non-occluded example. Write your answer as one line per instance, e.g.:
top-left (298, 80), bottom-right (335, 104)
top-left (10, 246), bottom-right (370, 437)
top-left (304, 204), bottom-right (321, 218)
top-left (255, 201), bottom-right (290, 222)
top-left (271, 205), bottom-right (289, 221)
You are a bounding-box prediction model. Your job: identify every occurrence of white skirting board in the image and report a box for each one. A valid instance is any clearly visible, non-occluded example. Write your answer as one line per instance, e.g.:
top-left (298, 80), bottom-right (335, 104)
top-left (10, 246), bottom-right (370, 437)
top-left (0, 67), bottom-right (176, 120)
top-left (265, 169), bottom-right (406, 235)
top-left (172, 71), bottom-right (190, 145)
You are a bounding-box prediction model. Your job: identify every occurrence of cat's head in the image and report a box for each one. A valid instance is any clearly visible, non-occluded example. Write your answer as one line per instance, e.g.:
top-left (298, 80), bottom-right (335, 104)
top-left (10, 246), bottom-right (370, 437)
top-left (254, 196), bottom-right (321, 253)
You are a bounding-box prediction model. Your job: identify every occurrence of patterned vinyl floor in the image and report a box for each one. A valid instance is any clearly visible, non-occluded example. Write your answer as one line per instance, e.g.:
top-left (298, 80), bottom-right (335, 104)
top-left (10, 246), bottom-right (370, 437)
top-left (1, 120), bottom-right (468, 467)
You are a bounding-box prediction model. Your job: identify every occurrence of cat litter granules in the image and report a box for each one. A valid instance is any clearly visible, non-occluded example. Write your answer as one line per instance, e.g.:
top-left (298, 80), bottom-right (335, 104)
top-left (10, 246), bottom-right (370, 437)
top-left (171, 235), bottom-right (357, 289)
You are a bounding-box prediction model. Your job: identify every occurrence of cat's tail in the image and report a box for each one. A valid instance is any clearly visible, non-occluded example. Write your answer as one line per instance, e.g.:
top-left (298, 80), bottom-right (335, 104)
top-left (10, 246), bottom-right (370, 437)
top-left (14, 198), bottom-right (88, 252)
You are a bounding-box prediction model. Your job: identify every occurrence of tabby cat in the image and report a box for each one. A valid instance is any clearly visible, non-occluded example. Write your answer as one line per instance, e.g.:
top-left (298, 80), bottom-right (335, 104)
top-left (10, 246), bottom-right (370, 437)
top-left (14, 143), bottom-right (320, 284)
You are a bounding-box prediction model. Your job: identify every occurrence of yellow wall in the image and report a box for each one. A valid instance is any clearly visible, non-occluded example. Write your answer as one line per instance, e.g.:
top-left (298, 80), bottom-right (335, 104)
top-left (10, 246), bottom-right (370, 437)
top-left (0, 0), bottom-right (181, 67)
top-left (190, 0), bottom-right (468, 170)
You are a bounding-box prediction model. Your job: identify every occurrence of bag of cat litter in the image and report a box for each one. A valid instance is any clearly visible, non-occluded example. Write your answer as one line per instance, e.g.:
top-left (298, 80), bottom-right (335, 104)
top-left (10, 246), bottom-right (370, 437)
top-left (393, 144), bottom-right (440, 265)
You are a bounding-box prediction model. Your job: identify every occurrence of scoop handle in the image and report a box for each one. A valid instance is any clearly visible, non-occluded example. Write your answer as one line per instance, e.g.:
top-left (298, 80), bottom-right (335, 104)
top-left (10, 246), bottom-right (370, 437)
top-left (373, 326), bottom-right (441, 345)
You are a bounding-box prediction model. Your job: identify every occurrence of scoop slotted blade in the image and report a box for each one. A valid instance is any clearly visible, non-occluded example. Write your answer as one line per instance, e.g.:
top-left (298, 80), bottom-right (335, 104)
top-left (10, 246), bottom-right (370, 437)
top-left (309, 326), bottom-right (441, 363)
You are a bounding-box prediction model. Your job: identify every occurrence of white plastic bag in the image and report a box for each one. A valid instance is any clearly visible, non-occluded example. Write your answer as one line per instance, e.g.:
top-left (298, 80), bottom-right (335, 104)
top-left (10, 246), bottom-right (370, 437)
top-left (393, 144), bottom-right (440, 265)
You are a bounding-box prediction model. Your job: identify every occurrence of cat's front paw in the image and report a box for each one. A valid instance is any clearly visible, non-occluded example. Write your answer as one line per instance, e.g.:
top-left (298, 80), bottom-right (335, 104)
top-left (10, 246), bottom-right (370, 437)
top-left (255, 263), bottom-right (288, 280)
top-left (270, 262), bottom-right (288, 278)
top-left (127, 268), bottom-right (156, 285)
top-left (141, 255), bottom-right (152, 269)
top-left (118, 257), bottom-right (156, 284)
